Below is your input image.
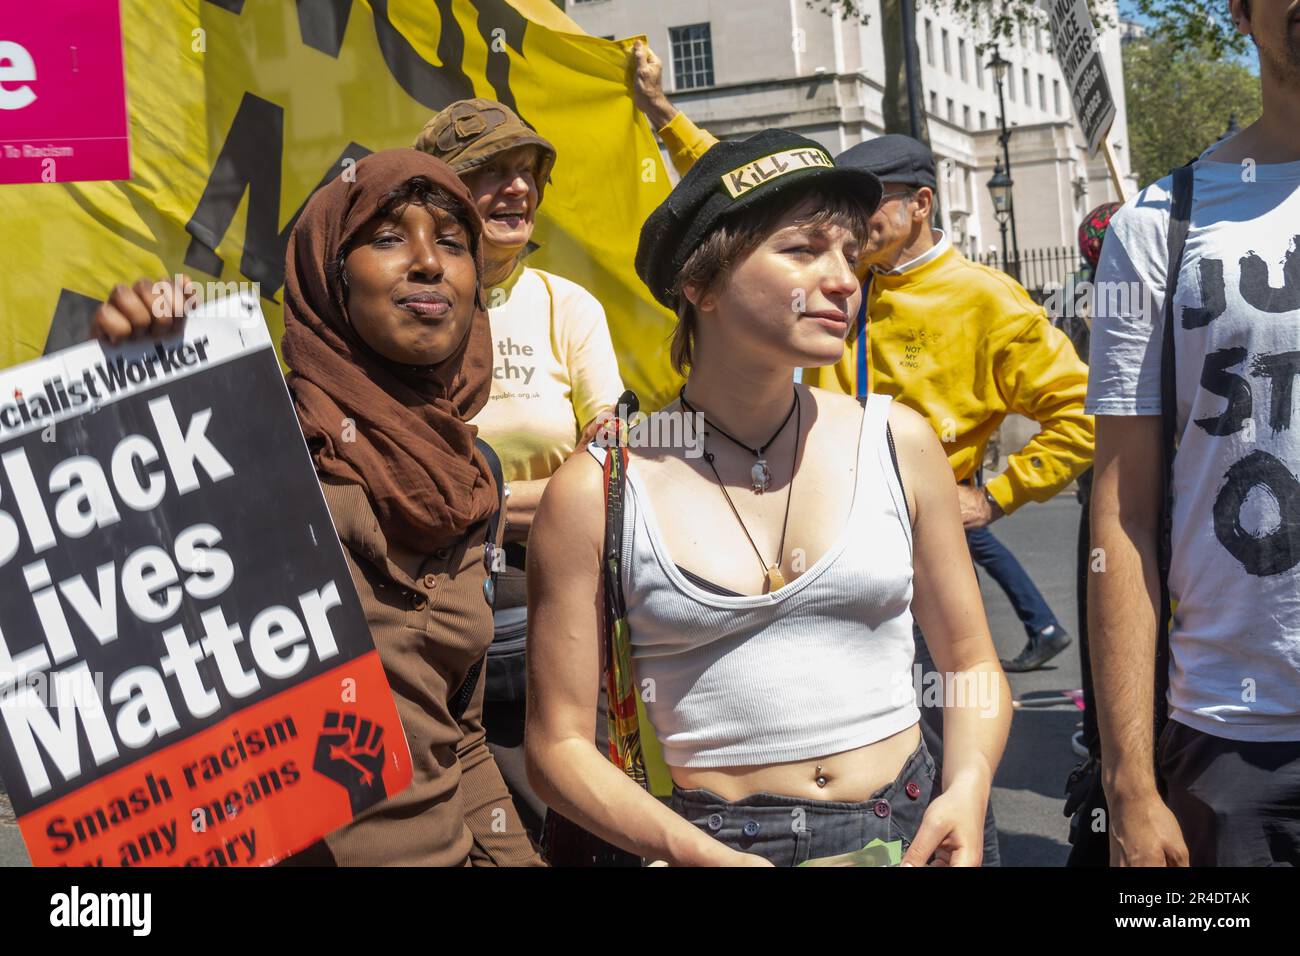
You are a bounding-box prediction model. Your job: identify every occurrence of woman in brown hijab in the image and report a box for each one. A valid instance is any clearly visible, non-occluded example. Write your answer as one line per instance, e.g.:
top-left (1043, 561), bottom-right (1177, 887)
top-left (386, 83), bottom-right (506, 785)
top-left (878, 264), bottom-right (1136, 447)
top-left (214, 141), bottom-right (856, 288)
top-left (92, 149), bottom-right (543, 866)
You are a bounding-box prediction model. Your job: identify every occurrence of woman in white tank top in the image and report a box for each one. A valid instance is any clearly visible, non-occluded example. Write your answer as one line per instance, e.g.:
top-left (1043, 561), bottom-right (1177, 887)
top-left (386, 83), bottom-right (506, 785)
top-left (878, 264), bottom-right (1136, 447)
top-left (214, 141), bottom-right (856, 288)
top-left (525, 130), bottom-right (1010, 867)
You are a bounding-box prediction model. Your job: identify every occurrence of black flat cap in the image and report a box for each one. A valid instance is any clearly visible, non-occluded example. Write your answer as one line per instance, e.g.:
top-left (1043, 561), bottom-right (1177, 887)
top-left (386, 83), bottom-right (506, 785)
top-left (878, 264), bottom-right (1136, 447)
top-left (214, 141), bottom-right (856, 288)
top-left (636, 129), bottom-right (882, 309)
top-left (836, 134), bottom-right (937, 190)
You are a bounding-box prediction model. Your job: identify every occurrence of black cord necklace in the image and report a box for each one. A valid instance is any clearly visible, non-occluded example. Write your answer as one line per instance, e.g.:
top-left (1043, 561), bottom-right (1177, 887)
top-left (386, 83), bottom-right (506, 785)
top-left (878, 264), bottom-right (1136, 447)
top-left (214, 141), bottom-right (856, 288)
top-left (679, 386), bottom-right (798, 493)
top-left (680, 388), bottom-right (801, 594)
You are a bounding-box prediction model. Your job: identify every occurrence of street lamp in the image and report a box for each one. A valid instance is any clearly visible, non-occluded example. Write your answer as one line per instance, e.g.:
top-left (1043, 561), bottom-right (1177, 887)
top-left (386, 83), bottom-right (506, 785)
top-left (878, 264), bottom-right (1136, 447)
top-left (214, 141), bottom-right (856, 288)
top-left (987, 48), bottom-right (1010, 85)
top-left (985, 46), bottom-right (1022, 282)
top-left (987, 158), bottom-right (1013, 275)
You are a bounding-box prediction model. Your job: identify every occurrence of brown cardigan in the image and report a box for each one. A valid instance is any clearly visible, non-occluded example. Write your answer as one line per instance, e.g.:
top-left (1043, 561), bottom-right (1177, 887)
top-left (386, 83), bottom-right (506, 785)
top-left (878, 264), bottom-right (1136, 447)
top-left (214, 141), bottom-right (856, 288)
top-left (288, 476), bottom-right (543, 866)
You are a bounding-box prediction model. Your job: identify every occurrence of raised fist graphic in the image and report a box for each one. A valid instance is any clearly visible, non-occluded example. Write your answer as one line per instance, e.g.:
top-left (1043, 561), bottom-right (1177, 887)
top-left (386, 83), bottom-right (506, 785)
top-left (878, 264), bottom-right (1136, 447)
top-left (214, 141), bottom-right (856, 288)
top-left (313, 711), bottom-right (388, 816)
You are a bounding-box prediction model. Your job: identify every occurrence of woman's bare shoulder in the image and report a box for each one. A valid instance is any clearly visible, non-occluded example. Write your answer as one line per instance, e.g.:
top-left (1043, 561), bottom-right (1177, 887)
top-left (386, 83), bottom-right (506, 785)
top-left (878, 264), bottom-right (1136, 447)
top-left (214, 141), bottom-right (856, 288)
top-left (884, 399), bottom-right (937, 449)
top-left (800, 382), bottom-right (863, 421)
top-left (530, 447), bottom-right (606, 554)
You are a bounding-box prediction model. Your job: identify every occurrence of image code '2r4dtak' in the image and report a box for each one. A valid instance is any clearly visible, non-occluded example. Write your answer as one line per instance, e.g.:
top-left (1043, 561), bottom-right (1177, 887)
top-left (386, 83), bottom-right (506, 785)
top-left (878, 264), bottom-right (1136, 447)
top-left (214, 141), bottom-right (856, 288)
top-left (0, 296), bottom-right (412, 867)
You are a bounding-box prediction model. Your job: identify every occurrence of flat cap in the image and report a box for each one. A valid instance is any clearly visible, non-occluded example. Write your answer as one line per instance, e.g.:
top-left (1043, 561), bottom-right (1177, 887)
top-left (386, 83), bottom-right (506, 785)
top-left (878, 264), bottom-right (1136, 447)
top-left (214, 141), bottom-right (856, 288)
top-left (836, 134), bottom-right (937, 190)
top-left (636, 129), bottom-right (882, 309)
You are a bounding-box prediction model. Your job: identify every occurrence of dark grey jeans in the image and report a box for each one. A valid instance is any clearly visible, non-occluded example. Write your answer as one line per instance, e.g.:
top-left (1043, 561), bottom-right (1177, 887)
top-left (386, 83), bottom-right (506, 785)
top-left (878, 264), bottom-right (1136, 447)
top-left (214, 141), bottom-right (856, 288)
top-left (669, 737), bottom-right (936, 866)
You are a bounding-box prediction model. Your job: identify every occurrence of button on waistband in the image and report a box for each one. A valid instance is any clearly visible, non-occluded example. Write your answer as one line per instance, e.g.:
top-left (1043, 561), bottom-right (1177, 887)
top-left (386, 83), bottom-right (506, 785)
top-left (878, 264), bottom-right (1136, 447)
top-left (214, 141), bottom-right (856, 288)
top-left (905, 781), bottom-right (921, 800)
top-left (707, 813), bottom-right (724, 831)
top-left (742, 820), bottom-right (760, 837)
top-left (423, 573), bottom-right (437, 589)
top-left (873, 800), bottom-right (890, 818)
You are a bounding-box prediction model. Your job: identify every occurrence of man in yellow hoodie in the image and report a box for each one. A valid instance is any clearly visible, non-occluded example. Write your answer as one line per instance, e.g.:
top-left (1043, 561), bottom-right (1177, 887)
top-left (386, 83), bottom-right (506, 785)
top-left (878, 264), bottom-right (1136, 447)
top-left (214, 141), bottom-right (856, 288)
top-left (632, 42), bottom-right (1094, 673)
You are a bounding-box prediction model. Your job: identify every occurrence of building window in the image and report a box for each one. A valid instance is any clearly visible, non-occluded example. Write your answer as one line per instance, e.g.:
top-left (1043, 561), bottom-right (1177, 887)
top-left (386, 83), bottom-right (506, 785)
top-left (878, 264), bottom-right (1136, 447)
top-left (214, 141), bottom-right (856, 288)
top-left (942, 28), bottom-right (951, 74)
top-left (1035, 23), bottom-right (1043, 52)
top-left (1038, 73), bottom-right (1046, 110)
top-left (975, 50), bottom-right (984, 88)
top-left (669, 23), bottom-right (714, 90)
top-left (958, 38), bottom-right (967, 82)
top-left (925, 20), bottom-right (934, 67)
top-left (946, 97), bottom-right (955, 122)
top-left (1053, 79), bottom-right (1062, 115)
top-left (929, 90), bottom-right (938, 114)
top-left (1007, 66), bottom-right (1014, 101)
top-left (963, 105), bottom-right (971, 128)
top-left (979, 110), bottom-right (987, 129)
top-left (1022, 68), bottom-right (1030, 106)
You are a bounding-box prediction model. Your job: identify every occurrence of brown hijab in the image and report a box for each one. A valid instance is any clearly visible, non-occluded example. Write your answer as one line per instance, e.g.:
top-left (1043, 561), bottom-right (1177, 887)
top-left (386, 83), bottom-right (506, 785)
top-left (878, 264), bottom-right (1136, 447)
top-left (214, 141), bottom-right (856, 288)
top-left (282, 149), bottom-right (497, 551)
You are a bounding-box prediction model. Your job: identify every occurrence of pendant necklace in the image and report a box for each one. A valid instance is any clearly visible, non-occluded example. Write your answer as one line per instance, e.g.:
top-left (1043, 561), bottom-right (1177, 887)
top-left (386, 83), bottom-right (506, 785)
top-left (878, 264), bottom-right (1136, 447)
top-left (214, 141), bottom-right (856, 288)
top-left (679, 387), bottom-right (798, 493)
top-left (682, 388), bottom-right (801, 593)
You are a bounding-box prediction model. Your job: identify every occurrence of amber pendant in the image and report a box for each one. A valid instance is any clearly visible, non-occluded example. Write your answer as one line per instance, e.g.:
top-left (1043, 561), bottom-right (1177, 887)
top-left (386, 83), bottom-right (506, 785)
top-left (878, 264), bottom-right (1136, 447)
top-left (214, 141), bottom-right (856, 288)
top-left (751, 457), bottom-right (771, 493)
top-left (765, 564), bottom-right (786, 592)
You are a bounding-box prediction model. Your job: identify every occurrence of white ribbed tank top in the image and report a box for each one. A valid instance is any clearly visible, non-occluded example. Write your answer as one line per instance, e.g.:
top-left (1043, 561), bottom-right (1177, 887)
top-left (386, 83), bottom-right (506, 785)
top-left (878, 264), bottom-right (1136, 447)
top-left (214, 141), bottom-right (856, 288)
top-left (588, 393), bottom-right (920, 768)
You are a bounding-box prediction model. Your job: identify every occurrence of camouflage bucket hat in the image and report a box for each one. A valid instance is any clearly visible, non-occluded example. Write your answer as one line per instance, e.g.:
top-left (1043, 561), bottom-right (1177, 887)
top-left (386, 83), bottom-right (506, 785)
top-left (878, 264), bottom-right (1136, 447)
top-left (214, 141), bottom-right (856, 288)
top-left (414, 98), bottom-right (557, 201)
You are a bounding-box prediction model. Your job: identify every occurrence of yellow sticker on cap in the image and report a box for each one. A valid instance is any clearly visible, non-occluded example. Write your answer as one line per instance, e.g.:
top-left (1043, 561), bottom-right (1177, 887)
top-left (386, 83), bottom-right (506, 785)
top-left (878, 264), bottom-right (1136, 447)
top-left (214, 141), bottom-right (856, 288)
top-left (722, 148), bottom-right (834, 198)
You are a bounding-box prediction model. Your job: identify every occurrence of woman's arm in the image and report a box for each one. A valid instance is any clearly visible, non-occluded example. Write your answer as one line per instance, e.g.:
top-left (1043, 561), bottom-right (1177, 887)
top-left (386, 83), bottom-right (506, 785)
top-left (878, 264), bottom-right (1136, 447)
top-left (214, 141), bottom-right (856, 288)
top-left (523, 451), bottom-right (769, 866)
top-left (889, 402), bottom-right (1011, 867)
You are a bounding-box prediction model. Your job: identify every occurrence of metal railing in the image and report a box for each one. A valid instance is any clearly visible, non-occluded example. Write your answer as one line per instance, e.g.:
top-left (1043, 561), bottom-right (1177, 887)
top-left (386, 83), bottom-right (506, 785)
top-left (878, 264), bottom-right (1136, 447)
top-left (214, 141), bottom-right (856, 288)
top-left (975, 246), bottom-right (1080, 296)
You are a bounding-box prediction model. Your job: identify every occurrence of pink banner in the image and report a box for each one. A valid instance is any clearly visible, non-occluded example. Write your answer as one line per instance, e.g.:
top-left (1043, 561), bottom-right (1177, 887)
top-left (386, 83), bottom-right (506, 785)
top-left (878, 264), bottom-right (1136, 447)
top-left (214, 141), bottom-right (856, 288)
top-left (0, 0), bottom-right (130, 185)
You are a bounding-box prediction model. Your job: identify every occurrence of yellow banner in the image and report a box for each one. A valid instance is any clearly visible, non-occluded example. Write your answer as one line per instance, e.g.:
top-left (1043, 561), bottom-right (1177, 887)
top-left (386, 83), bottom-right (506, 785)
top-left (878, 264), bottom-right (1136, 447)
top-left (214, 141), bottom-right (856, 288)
top-left (0, 0), bottom-right (681, 410)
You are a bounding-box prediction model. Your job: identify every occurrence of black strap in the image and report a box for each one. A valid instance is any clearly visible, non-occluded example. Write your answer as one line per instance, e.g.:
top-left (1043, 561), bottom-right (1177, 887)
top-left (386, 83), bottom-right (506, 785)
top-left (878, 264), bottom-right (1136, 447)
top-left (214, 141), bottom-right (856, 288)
top-left (676, 564), bottom-right (743, 597)
top-left (448, 439), bottom-right (506, 723)
top-left (478, 437), bottom-right (505, 563)
top-left (1154, 163), bottom-right (1195, 758)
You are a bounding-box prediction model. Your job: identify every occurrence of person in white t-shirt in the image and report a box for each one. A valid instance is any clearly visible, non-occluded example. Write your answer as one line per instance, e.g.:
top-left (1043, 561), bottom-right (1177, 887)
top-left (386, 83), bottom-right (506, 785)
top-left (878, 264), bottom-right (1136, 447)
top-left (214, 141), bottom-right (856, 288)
top-left (1087, 0), bottom-right (1300, 866)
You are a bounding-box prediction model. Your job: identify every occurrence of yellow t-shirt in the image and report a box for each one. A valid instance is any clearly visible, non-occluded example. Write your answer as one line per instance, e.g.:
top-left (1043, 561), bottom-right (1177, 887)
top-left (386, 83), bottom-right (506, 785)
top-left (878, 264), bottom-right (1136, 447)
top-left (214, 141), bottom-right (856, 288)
top-left (472, 263), bottom-right (625, 482)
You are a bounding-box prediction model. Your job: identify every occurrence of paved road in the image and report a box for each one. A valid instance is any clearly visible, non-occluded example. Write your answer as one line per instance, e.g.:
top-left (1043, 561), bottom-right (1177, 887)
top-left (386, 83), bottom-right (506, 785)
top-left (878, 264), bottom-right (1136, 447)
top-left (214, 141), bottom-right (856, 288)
top-left (0, 492), bottom-right (1087, 869)
top-left (981, 492), bottom-right (1087, 867)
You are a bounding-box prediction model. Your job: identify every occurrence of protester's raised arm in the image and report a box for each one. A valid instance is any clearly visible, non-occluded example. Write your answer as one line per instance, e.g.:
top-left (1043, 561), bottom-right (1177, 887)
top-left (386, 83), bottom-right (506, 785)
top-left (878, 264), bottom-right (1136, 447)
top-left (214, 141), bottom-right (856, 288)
top-left (630, 40), bottom-right (718, 177)
top-left (631, 40), bottom-right (677, 130)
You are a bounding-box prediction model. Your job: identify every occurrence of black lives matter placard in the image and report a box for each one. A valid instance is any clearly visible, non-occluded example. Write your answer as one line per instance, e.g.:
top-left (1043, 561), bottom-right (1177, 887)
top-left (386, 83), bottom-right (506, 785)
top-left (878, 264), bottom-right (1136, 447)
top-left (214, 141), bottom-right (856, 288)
top-left (1043, 0), bottom-right (1117, 156)
top-left (0, 297), bottom-right (411, 866)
